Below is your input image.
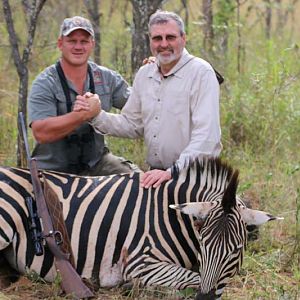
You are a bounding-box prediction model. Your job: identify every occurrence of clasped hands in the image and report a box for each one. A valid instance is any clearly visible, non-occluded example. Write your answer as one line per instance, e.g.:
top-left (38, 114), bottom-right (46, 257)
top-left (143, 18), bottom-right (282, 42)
top-left (73, 92), bottom-right (101, 121)
top-left (73, 92), bottom-right (171, 188)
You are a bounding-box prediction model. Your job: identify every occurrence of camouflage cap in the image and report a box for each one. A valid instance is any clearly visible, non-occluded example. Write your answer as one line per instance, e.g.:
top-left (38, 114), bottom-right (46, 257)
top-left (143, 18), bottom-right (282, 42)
top-left (60, 16), bottom-right (94, 37)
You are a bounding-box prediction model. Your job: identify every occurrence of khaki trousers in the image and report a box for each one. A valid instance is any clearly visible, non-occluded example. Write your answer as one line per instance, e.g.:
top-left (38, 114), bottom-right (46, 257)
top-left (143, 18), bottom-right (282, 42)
top-left (80, 151), bottom-right (140, 176)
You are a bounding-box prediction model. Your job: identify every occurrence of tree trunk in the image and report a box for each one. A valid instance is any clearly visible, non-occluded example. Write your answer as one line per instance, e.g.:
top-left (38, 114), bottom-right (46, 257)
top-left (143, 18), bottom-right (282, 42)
top-left (2, 0), bottom-right (46, 167)
top-left (236, 0), bottom-right (242, 74)
top-left (275, 0), bottom-right (284, 36)
top-left (275, 0), bottom-right (299, 38)
top-left (130, 0), bottom-right (164, 78)
top-left (264, 0), bottom-right (272, 39)
top-left (202, 0), bottom-right (214, 54)
top-left (84, 0), bottom-right (102, 65)
top-left (180, 0), bottom-right (189, 34)
top-left (215, 0), bottom-right (235, 56)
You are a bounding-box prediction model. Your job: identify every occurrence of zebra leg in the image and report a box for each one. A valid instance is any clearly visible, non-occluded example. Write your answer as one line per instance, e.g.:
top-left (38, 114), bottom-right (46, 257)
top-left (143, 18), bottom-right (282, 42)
top-left (0, 254), bottom-right (19, 288)
top-left (123, 251), bottom-right (200, 290)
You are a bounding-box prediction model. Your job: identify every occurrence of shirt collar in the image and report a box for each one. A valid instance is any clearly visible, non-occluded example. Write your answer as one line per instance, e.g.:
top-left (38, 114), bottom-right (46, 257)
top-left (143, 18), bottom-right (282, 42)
top-left (148, 48), bottom-right (194, 79)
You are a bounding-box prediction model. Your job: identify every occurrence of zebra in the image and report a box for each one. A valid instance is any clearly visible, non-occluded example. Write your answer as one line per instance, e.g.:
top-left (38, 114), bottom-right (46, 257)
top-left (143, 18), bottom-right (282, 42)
top-left (0, 158), bottom-right (282, 299)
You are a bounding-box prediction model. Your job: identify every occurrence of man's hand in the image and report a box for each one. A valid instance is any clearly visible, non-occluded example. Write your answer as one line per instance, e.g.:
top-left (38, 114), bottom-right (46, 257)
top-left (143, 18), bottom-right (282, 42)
top-left (141, 169), bottom-right (171, 189)
top-left (142, 56), bottom-right (156, 65)
top-left (73, 92), bottom-right (101, 120)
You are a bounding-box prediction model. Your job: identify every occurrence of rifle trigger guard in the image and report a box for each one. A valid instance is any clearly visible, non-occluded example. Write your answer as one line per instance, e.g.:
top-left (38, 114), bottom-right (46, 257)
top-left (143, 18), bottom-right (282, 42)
top-left (54, 231), bottom-right (63, 245)
top-left (43, 230), bottom-right (63, 245)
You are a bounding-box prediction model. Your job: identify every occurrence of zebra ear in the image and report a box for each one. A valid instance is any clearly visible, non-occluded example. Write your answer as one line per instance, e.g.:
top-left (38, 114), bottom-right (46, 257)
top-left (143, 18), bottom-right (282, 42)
top-left (222, 170), bottom-right (239, 214)
top-left (239, 206), bottom-right (284, 225)
top-left (169, 202), bottom-right (218, 219)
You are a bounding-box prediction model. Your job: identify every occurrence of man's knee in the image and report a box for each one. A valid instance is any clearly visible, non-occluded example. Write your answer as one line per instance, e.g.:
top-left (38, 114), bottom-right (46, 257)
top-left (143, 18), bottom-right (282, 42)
top-left (106, 153), bottom-right (140, 174)
top-left (86, 152), bottom-right (140, 176)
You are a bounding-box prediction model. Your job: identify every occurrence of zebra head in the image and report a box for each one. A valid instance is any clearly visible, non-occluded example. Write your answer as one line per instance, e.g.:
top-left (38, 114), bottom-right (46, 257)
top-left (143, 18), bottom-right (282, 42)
top-left (170, 169), bottom-right (283, 300)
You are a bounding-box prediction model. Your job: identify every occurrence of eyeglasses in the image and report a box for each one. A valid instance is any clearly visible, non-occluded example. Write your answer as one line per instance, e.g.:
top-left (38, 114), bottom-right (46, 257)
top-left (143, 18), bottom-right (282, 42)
top-left (151, 34), bottom-right (181, 42)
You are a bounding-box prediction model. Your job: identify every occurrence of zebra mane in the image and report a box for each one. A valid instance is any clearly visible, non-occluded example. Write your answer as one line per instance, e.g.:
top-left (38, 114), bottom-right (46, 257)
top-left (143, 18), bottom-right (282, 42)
top-left (171, 157), bottom-right (237, 203)
top-left (171, 157), bottom-right (234, 182)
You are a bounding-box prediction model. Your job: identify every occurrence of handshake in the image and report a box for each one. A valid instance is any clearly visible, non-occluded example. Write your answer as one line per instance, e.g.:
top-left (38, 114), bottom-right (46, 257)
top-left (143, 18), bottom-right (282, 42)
top-left (73, 92), bottom-right (101, 121)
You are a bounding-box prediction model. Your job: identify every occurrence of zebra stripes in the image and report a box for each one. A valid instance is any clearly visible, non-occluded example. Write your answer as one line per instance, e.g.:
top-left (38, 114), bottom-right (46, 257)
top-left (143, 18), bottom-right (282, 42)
top-left (0, 158), bottom-right (282, 299)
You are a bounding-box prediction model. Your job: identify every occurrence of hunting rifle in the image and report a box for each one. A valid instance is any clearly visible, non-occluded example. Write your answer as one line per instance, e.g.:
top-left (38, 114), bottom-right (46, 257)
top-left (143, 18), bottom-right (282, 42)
top-left (18, 112), bottom-right (94, 299)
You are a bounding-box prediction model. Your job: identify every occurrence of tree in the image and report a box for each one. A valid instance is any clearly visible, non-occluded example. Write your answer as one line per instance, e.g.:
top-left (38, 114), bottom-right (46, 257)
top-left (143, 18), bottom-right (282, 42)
top-left (215, 1), bottom-right (235, 55)
top-left (2, 0), bottom-right (46, 167)
top-left (202, 0), bottom-right (214, 54)
top-left (275, 0), bottom-right (299, 38)
top-left (84, 0), bottom-right (102, 65)
top-left (236, 0), bottom-right (242, 74)
top-left (130, 0), bottom-right (164, 77)
top-left (175, 0), bottom-right (189, 34)
top-left (264, 0), bottom-right (272, 39)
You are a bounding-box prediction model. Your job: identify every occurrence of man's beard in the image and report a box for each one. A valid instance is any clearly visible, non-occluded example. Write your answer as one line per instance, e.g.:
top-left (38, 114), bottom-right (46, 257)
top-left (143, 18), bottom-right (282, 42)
top-left (156, 51), bottom-right (178, 65)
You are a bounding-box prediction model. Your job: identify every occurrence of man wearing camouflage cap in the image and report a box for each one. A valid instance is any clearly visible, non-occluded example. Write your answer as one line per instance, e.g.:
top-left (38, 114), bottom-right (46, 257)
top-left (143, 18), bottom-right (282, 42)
top-left (28, 16), bottom-right (137, 175)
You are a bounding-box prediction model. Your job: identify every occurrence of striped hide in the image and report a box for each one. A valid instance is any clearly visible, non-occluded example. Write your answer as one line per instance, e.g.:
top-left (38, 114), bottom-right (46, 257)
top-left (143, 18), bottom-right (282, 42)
top-left (0, 158), bottom-right (282, 299)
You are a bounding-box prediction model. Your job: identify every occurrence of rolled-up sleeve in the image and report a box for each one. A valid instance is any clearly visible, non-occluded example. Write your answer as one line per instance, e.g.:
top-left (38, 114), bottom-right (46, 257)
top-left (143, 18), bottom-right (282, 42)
top-left (28, 73), bottom-right (58, 125)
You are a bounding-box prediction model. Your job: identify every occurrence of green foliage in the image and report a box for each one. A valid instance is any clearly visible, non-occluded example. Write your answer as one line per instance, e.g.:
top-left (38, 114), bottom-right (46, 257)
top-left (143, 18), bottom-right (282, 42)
top-left (24, 267), bottom-right (47, 290)
top-left (215, 1), bottom-right (236, 27)
top-left (221, 39), bottom-right (300, 160)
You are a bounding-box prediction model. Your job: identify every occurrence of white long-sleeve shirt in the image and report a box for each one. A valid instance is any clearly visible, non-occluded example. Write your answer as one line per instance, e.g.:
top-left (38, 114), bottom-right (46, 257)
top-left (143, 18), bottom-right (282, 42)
top-left (90, 49), bottom-right (222, 171)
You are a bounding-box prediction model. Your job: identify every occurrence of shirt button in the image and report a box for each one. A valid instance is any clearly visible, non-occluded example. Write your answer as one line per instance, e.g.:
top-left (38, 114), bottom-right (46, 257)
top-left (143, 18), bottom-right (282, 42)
top-left (153, 135), bottom-right (156, 138)
top-left (155, 117), bottom-right (158, 120)
top-left (154, 153), bottom-right (157, 156)
top-left (157, 99), bottom-right (160, 102)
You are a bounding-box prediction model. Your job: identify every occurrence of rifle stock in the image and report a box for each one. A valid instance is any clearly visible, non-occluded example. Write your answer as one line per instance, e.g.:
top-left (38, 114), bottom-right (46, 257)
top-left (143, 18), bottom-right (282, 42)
top-left (55, 256), bottom-right (94, 299)
top-left (18, 112), bottom-right (94, 299)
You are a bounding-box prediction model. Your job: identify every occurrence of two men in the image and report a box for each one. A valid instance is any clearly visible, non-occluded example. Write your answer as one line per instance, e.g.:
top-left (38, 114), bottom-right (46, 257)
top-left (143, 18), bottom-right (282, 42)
top-left (75, 10), bottom-right (222, 187)
top-left (28, 16), bottom-right (134, 175)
